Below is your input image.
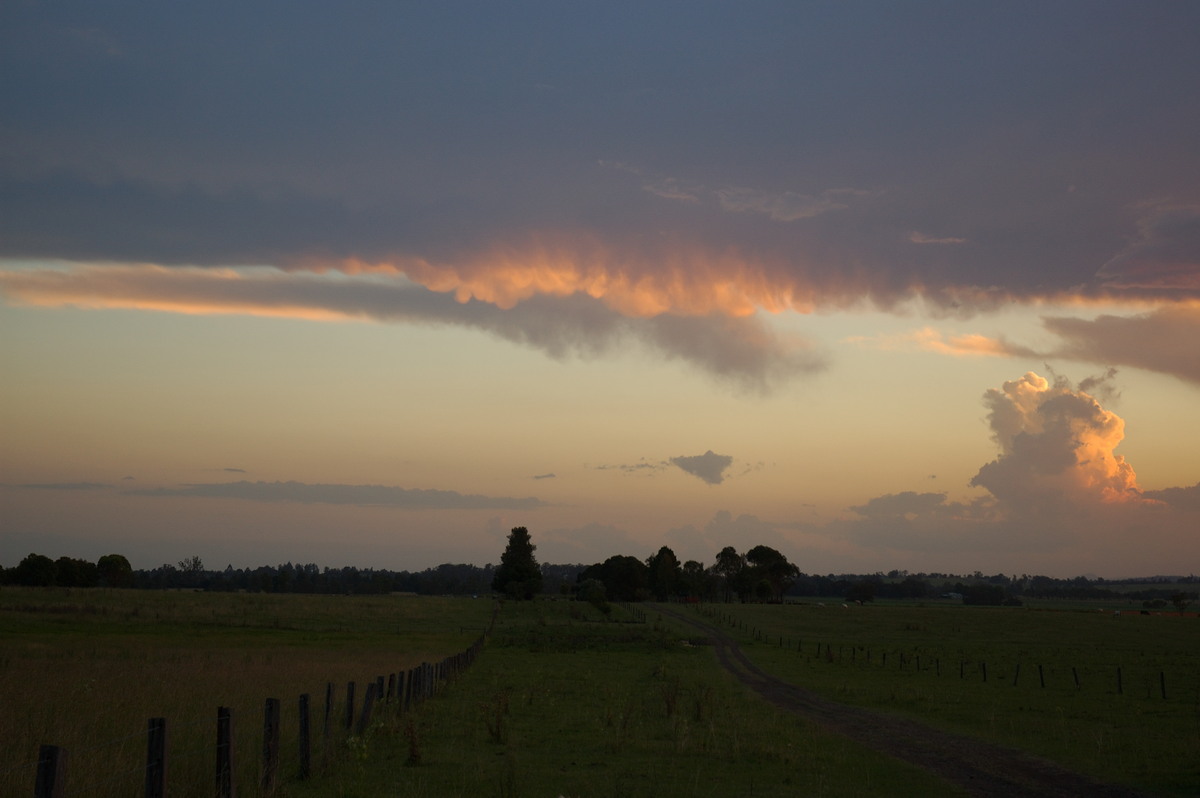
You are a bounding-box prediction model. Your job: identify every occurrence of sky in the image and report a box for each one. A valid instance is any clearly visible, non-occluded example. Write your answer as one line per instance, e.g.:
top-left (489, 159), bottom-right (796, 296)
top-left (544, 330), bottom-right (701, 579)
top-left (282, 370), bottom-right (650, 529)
top-left (2, 2), bottom-right (1199, 578)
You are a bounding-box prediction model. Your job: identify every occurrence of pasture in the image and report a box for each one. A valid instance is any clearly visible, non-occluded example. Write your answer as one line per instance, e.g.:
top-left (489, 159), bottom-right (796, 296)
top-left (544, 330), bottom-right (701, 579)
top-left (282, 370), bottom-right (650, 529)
top-left (696, 600), bottom-right (1199, 795)
top-left (3, 588), bottom-right (1196, 796)
top-left (0, 587), bottom-right (491, 797)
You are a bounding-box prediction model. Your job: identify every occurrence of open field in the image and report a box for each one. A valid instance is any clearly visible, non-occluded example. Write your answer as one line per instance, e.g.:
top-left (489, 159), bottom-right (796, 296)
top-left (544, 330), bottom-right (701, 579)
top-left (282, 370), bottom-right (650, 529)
top-left (5, 589), bottom-right (1197, 796)
top-left (290, 599), bottom-right (959, 797)
top-left (688, 600), bottom-right (1200, 796)
top-left (0, 587), bottom-right (491, 798)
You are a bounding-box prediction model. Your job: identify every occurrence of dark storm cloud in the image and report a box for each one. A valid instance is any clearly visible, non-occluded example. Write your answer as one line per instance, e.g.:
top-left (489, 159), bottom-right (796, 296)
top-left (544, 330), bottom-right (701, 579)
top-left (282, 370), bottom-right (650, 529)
top-left (2, 2), bottom-right (1198, 304)
top-left (127, 480), bottom-right (545, 510)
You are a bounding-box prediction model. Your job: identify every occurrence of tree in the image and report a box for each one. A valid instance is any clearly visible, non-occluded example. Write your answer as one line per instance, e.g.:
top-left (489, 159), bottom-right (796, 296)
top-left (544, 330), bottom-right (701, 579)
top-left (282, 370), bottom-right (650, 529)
top-left (492, 526), bottom-right (542, 599)
top-left (646, 546), bottom-right (681, 600)
top-left (745, 545), bottom-right (799, 603)
top-left (578, 555), bottom-right (649, 602)
top-left (713, 546), bottom-right (745, 602)
top-left (96, 554), bottom-right (133, 588)
top-left (12, 553), bottom-right (56, 586)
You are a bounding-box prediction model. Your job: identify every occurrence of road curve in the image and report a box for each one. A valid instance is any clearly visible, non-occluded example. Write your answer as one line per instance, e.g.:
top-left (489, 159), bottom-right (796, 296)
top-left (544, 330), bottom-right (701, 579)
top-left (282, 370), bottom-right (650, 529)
top-left (652, 604), bottom-right (1146, 798)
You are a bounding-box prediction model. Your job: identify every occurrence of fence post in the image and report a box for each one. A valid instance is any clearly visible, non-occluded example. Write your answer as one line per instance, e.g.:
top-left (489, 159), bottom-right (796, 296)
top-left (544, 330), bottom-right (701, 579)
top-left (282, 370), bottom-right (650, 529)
top-left (298, 693), bottom-right (311, 780)
top-left (145, 717), bottom-right (167, 798)
top-left (345, 681), bottom-right (356, 730)
top-left (323, 682), bottom-right (334, 745)
top-left (216, 707), bottom-right (236, 798)
top-left (34, 745), bottom-right (68, 798)
top-left (356, 682), bottom-right (378, 734)
top-left (1012, 663), bottom-right (1020, 687)
top-left (262, 698), bottom-right (280, 795)
top-left (375, 675), bottom-right (385, 704)
top-left (1038, 664), bottom-right (1045, 689)
top-left (1116, 666), bottom-right (1123, 695)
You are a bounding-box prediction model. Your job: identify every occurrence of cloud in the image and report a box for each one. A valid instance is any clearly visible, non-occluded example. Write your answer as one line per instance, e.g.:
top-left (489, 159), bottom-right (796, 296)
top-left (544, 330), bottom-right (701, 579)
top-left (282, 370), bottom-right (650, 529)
top-left (0, 264), bottom-right (825, 391)
top-left (670, 450), bottom-right (734, 485)
top-left (17, 482), bottom-right (109, 491)
top-left (849, 327), bottom-right (1036, 358)
top-left (532, 473), bottom-right (556, 480)
top-left (1097, 204), bottom-right (1200, 291)
top-left (1144, 482), bottom-right (1200, 511)
top-left (969, 371), bottom-right (1143, 506)
top-left (126, 480), bottom-right (546, 510)
top-left (715, 187), bottom-right (852, 222)
top-left (1040, 304), bottom-right (1200, 385)
top-left (824, 371), bottom-right (1200, 569)
top-left (908, 232), bottom-right (967, 245)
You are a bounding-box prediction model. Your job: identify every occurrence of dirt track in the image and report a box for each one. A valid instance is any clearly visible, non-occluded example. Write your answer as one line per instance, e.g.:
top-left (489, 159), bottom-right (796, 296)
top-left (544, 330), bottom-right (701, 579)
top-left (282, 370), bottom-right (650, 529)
top-left (654, 605), bottom-right (1147, 797)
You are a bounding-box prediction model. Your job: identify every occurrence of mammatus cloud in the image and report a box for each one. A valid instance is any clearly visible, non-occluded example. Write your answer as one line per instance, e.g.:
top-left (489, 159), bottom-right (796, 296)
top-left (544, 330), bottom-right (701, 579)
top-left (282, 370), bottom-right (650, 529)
top-left (127, 480), bottom-right (546, 510)
top-left (0, 264), bottom-right (824, 391)
top-left (670, 451), bottom-right (734, 485)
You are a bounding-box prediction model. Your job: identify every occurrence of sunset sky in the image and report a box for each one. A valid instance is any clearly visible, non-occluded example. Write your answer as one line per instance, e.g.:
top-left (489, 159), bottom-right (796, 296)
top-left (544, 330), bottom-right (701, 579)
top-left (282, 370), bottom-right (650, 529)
top-left (2, 3), bottom-right (1198, 578)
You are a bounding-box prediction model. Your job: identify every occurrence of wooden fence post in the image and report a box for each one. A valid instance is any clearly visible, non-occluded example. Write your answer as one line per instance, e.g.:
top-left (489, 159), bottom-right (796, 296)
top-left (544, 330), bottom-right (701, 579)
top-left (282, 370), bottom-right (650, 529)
top-left (216, 707), bottom-right (236, 798)
top-left (356, 682), bottom-right (378, 735)
top-left (145, 717), bottom-right (167, 798)
top-left (345, 681), bottom-right (356, 730)
top-left (323, 682), bottom-right (334, 746)
top-left (34, 745), bottom-right (68, 798)
top-left (262, 698), bottom-right (280, 795)
top-left (375, 676), bottom-right (385, 704)
top-left (298, 693), bottom-right (311, 780)
top-left (1038, 664), bottom-right (1045, 689)
top-left (1116, 666), bottom-right (1123, 695)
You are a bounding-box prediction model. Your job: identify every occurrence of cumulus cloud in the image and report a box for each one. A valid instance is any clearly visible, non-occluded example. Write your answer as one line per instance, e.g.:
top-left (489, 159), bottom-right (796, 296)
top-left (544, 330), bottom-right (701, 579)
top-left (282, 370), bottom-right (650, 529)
top-left (969, 371), bottom-right (1143, 506)
top-left (670, 450), bottom-right (734, 485)
top-left (830, 371), bottom-right (1200, 569)
top-left (127, 480), bottom-right (545, 510)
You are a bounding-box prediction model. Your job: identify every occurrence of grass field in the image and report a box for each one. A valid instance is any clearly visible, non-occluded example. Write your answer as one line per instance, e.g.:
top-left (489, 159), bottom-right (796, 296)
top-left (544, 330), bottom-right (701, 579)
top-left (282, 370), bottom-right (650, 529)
top-left (290, 599), bottom-right (960, 797)
top-left (690, 600), bottom-right (1200, 796)
top-left (0, 587), bottom-right (491, 798)
top-left (4, 588), bottom-right (1196, 796)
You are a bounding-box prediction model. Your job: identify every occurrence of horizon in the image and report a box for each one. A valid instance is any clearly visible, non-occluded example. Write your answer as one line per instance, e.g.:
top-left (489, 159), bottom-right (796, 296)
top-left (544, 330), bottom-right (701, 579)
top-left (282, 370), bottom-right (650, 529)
top-left (2, 3), bottom-right (1198, 580)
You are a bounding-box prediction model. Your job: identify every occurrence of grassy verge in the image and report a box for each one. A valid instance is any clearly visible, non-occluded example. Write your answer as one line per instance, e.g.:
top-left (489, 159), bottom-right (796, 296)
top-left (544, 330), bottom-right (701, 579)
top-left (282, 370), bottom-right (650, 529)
top-left (683, 601), bottom-right (1200, 796)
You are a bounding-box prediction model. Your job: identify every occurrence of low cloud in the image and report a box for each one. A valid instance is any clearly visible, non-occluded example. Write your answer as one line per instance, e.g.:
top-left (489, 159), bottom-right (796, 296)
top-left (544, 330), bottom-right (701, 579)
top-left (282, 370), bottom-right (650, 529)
top-left (127, 480), bottom-right (546, 510)
top-left (908, 231), bottom-right (967, 245)
top-left (670, 450), bottom-right (734, 485)
top-left (17, 482), bottom-right (109, 491)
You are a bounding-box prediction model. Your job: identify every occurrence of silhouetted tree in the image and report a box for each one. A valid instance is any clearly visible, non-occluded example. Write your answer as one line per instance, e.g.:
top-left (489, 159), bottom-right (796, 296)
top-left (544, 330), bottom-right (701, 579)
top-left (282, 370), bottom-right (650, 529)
top-left (646, 546), bottom-right (681, 600)
top-left (492, 526), bottom-right (542, 599)
top-left (97, 554), bottom-right (133, 588)
top-left (713, 546), bottom-right (745, 602)
top-left (12, 553), bottom-right (57, 586)
top-left (745, 545), bottom-right (798, 603)
top-left (55, 556), bottom-right (98, 587)
top-left (578, 555), bottom-right (649, 602)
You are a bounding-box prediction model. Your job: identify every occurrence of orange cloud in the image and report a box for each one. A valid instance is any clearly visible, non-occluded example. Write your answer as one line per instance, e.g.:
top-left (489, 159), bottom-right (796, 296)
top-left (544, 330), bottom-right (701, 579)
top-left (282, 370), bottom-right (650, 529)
top-left (847, 327), bottom-right (1032, 358)
top-left (970, 371), bottom-right (1146, 506)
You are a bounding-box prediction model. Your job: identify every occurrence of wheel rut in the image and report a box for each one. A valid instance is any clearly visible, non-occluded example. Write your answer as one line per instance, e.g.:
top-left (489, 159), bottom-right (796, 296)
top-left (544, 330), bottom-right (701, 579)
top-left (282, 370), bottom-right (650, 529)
top-left (654, 604), bottom-right (1146, 798)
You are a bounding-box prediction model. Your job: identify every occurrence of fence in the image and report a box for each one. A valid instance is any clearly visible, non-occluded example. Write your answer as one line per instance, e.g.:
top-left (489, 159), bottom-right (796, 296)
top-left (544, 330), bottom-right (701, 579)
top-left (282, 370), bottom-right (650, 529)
top-left (31, 631), bottom-right (489, 798)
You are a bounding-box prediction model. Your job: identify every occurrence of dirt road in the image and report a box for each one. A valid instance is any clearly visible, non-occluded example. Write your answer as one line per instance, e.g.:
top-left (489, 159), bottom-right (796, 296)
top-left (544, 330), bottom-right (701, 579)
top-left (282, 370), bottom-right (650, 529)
top-left (654, 604), bottom-right (1147, 797)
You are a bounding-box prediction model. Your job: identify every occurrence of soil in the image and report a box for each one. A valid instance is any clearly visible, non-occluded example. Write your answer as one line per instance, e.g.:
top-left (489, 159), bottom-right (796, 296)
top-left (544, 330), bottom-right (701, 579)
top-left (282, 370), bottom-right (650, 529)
top-left (654, 605), bottom-right (1148, 797)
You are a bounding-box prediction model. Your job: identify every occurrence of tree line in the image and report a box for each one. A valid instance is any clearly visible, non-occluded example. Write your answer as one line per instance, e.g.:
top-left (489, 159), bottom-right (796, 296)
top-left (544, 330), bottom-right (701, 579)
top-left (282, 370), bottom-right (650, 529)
top-left (3, 537), bottom-right (1196, 609)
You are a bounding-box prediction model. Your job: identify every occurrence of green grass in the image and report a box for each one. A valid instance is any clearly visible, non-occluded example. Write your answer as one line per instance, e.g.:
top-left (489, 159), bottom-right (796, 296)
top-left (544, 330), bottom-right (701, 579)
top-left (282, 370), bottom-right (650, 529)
top-left (687, 601), bottom-right (1200, 796)
top-left (290, 599), bottom-right (961, 797)
top-left (0, 587), bottom-right (492, 798)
